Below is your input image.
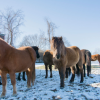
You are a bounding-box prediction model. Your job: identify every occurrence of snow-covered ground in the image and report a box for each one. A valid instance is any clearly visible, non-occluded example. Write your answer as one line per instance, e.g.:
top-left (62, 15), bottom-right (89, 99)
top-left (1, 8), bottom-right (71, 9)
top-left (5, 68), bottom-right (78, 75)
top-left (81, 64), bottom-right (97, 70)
top-left (0, 63), bottom-right (100, 100)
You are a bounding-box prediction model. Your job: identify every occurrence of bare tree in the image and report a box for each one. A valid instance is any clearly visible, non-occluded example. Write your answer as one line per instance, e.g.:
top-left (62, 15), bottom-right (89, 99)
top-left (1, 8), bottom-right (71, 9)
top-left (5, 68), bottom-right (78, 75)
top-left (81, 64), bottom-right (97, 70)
top-left (45, 19), bottom-right (57, 49)
top-left (63, 37), bottom-right (71, 47)
top-left (19, 33), bottom-right (46, 50)
top-left (0, 8), bottom-right (24, 46)
top-left (93, 48), bottom-right (100, 55)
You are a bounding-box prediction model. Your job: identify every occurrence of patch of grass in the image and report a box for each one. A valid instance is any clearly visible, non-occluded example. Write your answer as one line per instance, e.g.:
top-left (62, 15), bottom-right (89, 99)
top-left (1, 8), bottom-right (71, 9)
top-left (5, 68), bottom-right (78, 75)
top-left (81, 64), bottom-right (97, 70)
top-left (36, 65), bottom-right (100, 70)
top-left (36, 65), bottom-right (58, 71)
top-left (91, 65), bottom-right (100, 68)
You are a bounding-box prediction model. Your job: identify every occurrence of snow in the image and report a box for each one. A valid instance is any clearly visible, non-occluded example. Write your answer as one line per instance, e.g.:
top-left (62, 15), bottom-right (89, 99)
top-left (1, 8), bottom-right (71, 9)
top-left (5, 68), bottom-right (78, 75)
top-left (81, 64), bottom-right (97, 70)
top-left (0, 63), bottom-right (100, 100)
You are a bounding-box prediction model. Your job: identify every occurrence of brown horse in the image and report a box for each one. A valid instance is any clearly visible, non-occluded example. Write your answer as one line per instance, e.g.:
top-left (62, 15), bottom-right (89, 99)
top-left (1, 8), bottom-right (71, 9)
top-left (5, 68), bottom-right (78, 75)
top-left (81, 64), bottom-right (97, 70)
top-left (17, 46), bottom-right (40, 81)
top-left (0, 38), bottom-right (36, 97)
top-left (81, 49), bottom-right (91, 77)
top-left (43, 50), bottom-right (54, 78)
top-left (91, 54), bottom-right (100, 64)
top-left (67, 49), bottom-right (91, 78)
top-left (50, 37), bottom-right (83, 88)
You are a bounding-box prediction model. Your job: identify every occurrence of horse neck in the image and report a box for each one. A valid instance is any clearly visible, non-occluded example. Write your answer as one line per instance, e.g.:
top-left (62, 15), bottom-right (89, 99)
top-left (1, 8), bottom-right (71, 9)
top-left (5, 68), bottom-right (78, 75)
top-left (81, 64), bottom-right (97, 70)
top-left (91, 54), bottom-right (99, 61)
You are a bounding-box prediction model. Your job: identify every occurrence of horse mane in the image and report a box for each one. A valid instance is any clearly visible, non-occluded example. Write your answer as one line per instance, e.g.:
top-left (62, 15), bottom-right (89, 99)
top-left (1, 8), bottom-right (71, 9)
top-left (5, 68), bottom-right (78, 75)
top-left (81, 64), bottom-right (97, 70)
top-left (31, 46), bottom-right (39, 51)
top-left (51, 36), bottom-right (65, 48)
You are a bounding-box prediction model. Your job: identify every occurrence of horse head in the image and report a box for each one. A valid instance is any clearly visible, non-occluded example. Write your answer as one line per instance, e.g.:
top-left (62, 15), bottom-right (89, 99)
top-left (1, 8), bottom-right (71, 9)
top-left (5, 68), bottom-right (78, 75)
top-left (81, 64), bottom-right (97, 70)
top-left (31, 46), bottom-right (40, 58)
top-left (50, 36), bottom-right (65, 60)
top-left (91, 54), bottom-right (99, 61)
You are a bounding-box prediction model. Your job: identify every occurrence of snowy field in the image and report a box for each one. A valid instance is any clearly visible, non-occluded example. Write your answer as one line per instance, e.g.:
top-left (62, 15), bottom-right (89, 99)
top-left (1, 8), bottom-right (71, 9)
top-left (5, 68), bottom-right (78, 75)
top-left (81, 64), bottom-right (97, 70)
top-left (0, 63), bottom-right (100, 100)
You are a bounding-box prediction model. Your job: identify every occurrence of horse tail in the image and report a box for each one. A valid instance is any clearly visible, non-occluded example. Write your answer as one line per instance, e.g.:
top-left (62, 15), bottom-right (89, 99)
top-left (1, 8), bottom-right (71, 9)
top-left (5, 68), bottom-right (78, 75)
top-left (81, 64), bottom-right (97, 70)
top-left (76, 64), bottom-right (80, 76)
top-left (86, 51), bottom-right (91, 74)
top-left (27, 47), bottom-right (36, 62)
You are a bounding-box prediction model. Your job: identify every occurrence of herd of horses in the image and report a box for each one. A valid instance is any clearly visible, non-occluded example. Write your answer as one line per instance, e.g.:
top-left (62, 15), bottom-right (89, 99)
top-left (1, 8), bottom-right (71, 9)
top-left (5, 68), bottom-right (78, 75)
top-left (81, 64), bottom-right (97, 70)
top-left (0, 37), bottom-right (99, 97)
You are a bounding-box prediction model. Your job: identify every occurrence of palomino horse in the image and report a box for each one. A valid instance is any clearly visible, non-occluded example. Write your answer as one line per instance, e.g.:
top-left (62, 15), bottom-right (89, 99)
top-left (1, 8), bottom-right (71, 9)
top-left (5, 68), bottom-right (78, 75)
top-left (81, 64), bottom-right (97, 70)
top-left (17, 46), bottom-right (40, 81)
top-left (50, 37), bottom-right (83, 88)
top-left (81, 49), bottom-right (91, 77)
top-left (0, 38), bottom-right (36, 97)
top-left (43, 50), bottom-right (54, 78)
top-left (91, 54), bottom-right (100, 64)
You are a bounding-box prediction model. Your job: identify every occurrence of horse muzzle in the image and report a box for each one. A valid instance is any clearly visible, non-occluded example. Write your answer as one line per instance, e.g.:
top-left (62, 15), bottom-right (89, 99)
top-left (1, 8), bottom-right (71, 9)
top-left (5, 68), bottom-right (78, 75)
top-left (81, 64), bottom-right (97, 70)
top-left (56, 54), bottom-right (60, 59)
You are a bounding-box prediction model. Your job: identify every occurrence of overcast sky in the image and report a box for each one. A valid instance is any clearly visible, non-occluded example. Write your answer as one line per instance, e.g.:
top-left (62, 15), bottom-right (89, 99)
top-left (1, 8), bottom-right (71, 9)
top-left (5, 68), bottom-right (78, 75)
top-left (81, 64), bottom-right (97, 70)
top-left (0, 0), bottom-right (100, 53)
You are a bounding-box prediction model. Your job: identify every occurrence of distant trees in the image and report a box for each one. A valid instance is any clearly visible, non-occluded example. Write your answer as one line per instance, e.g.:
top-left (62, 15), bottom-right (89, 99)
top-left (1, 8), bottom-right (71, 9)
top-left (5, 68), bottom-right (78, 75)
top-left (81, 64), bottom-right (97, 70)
top-left (93, 48), bottom-right (100, 55)
top-left (46, 19), bottom-right (57, 49)
top-left (19, 32), bottom-right (46, 50)
top-left (0, 8), bottom-right (24, 46)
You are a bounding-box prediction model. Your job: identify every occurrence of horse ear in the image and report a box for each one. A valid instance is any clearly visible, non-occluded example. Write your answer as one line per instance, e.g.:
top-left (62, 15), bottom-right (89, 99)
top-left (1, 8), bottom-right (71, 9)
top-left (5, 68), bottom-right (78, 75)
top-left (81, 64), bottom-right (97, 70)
top-left (60, 36), bottom-right (62, 40)
top-left (52, 37), bottom-right (55, 40)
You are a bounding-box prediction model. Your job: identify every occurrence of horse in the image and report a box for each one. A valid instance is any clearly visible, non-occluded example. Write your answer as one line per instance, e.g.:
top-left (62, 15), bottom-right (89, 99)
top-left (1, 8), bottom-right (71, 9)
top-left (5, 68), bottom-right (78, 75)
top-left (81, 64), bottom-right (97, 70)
top-left (0, 38), bottom-right (36, 97)
top-left (81, 49), bottom-right (91, 77)
top-left (50, 36), bottom-right (83, 88)
top-left (43, 50), bottom-right (54, 78)
top-left (91, 54), bottom-right (100, 64)
top-left (66, 49), bottom-right (91, 78)
top-left (17, 46), bottom-right (40, 81)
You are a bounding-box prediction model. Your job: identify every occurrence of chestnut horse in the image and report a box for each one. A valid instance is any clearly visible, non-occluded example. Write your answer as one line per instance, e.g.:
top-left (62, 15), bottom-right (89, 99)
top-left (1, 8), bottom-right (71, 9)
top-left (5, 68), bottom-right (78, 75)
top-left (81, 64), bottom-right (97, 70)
top-left (43, 50), bottom-right (54, 78)
top-left (0, 38), bottom-right (36, 97)
top-left (81, 49), bottom-right (91, 77)
top-left (17, 46), bottom-right (40, 81)
top-left (91, 54), bottom-right (100, 64)
top-left (50, 37), bottom-right (83, 88)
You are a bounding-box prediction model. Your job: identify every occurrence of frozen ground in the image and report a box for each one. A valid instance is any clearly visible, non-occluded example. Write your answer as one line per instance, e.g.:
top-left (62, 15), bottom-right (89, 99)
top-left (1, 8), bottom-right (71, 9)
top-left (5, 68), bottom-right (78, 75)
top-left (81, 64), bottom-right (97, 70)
top-left (0, 63), bottom-right (100, 100)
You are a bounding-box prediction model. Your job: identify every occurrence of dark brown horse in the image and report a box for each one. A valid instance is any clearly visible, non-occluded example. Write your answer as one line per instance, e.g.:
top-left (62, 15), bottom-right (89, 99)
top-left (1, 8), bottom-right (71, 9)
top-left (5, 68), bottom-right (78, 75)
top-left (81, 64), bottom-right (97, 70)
top-left (43, 50), bottom-right (54, 78)
top-left (50, 37), bottom-right (83, 88)
top-left (0, 38), bottom-right (36, 97)
top-left (81, 49), bottom-right (91, 77)
top-left (17, 46), bottom-right (40, 81)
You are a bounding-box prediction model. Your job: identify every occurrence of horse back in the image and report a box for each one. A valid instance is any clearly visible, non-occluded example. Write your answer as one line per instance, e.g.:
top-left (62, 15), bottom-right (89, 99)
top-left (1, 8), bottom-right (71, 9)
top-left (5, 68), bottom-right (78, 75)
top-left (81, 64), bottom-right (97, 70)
top-left (43, 50), bottom-right (53, 65)
top-left (66, 46), bottom-right (81, 66)
top-left (18, 46), bottom-right (36, 62)
top-left (81, 49), bottom-right (91, 65)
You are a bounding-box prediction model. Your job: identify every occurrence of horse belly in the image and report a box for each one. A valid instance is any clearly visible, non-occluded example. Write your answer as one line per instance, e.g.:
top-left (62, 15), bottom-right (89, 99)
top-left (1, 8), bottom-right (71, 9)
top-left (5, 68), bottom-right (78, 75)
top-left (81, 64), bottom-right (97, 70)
top-left (67, 55), bottom-right (79, 66)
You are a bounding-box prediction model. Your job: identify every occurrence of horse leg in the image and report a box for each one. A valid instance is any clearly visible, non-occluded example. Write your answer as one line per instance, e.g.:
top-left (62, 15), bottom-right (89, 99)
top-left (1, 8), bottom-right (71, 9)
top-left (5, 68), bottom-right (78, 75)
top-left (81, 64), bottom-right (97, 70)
top-left (1, 72), bottom-right (7, 97)
top-left (58, 67), bottom-right (66, 88)
top-left (26, 69), bottom-right (32, 88)
top-left (87, 65), bottom-right (90, 76)
top-left (0, 80), bottom-right (2, 85)
top-left (69, 68), bottom-right (71, 76)
top-left (83, 64), bottom-right (85, 77)
top-left (78, 65), bottom-right (83, 83)
top-left (32, 63), bottom-right (35, 85)
top-left (45, 64), bottom-right (48, 78)
top-left (17, 73), bottom-right (21, 81)
top-left (23, 71), bottom-right (26, 81)
top-left (65, 68), bottom-right (69, 78)
top-left (70, 66), bottom-right (75, 83)
top-left (9, 72), bottom-right (17, 95)
top-left (49, 65), bottom-right (52, 78)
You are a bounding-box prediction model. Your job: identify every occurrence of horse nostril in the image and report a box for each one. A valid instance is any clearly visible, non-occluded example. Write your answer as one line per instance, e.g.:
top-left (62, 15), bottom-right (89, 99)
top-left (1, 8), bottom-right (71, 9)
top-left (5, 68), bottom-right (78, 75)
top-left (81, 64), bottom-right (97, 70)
top-left (56, 54), bottom-right (60, 59)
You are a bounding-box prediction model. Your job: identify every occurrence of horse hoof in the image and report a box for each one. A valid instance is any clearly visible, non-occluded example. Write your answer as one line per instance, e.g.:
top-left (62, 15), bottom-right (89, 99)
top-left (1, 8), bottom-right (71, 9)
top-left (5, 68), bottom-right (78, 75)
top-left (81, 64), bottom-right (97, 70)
top-left (45, 76), bottom-right (47, 78)
top-left (17, 78), bottom-right (21, 81)
top-left (12, 93), bottom-right (17, 97)
top-left (69, 80), bottom-right (74, 83)
top-left (80, 81), bottom-right (83, 83)
top-left (1, 93), bottom-right (6, 97)
top-left (60, 87), bottom-right (64, 89)
top-left (23, 79), bottom-right (26, 81)
top-left (50, 76), bottom-right (52, 78)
